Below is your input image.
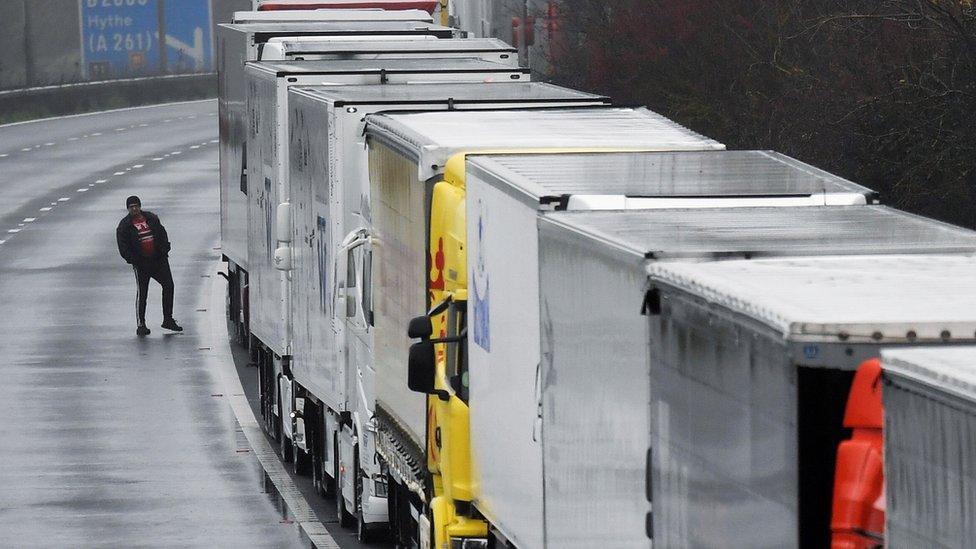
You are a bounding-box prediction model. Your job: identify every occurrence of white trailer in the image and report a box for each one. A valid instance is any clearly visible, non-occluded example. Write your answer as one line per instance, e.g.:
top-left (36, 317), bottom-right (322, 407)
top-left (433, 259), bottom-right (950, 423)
top-left (217, 19), bottom-right (455, 343)
top-left (243, 58), bottom-right (531, 480)
top-left (631, 255), bottom-right (976, 547)
top-left (881, 346), bottom-right (976, 547)
top-left (279, 82), bottom-right (608, 538)
top-left (260, 37), bottom-right (516, 63)
top-left (516, 198), bottom-right (976, 548)
top-left (361, 108), bottom-right (725, 543)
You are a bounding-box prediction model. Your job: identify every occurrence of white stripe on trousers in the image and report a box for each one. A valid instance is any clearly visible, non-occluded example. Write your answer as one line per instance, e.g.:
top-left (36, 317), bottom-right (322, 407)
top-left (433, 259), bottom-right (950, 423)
top-left (132, 265), bottom-right (143, 327)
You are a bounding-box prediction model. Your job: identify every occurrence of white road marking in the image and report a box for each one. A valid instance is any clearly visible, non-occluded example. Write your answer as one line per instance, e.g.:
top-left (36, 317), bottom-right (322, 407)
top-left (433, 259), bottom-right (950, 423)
top-left (39, 207), bottom-right (52, 212)
top-left (21, 148), bottom-right (31, 152)
top-left (68, 137), bottom-right (79, 141)
top-left (171, 151), bottom-right (181, 155)
top-left (88, 183), bottom-right (95, 187)
top-left (23, 218), bottom-right (35, 223)
top-left (90, 132), bottom-right (102, 136)
top-left (58, 197), bottom-right (70, 202)
top-left (0, 154), bottom-right (7, 158)
top-left (77, 188), bottom-right (88, 192)
top-left (0, 240), bottom-right (5, 244)
top-left (188, 115), bottom-right (197, 119)
top-left (44, 142), bottom-right (55, 146)
top-left (163, 119), bottom-right (172, 123)
top-left (139, 123), bottom-right (149, 127)
top-left (132, 164), bottom-right (144, 169)
top-left (210, 139), bottom-right (218, 143)
top-left (190, 145), bottom-right (200, 149)
top-left (96, 179), bottom-right (107, 183)
top-left (114, 171), bottom-right (125, 176)
top-left (152, 157), bottom-right (164, 161)
top-left (7, 229), bottom-right (21, 233)
top-left (115, 128), bottom-right (126, 132)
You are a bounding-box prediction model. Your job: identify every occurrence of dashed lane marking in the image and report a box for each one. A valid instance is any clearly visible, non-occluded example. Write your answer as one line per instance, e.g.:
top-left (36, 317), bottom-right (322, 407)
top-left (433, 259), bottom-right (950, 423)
top-left (77, 188), bottom-right (88, 193)
top-left (133, 164), bottom-right (144, 169)
top-left (22, 218), bottom-right (35, 223)
top-left (21, 148), bottom-right (31, 152)
top-left (39, 207), bottom-right (52, 212)
top-left (90, 132), bottom-right (102, 136)
top-left (58, 197), bottom-right (70, 202)
top-left (44, 142), bottom-right (55, 146)
top-left (171, 151), bottom-right (181, 155)
top-left (96, 179), bottom-right (107, 184)
top-left (7, 229), bottom-right (21, 233)
top-left (113, 171), bottom-right (125, 176)
top-left (190, 145), bottom-right (200, 149)
top-left (0, 154), bottom-right (7, 158)
top-left (152, 157), bottom-right (163, 161)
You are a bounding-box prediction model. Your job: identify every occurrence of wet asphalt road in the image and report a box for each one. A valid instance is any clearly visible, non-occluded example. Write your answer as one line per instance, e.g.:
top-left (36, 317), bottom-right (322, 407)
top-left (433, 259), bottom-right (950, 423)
top-left (0, 101), bottom-right (308, 547)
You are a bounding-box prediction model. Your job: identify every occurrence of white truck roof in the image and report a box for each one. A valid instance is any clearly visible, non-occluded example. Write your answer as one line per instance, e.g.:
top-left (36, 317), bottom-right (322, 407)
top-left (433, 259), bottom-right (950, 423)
top-left (647, 254), bottom-right (976, 341)
top-left (542, 205), bottom-right (976, 260)
top-left (265, 36), bottom-right (514, 55)
top-left (253, 0), bottom-right (437, 9)
top-left (365, 108), bottom-right (725, 179)
top-left (233, 9), bottom-right (434, 23)
top-left (291, 81), bottom-right (605, 105)
top-left (248, 58), bottom-right (528, 77)
top-left (467, 150), bottom-right (875, 209)
top-left (220, 20), bottom-right (455, 37)
top-left (883, 346), bottom-right (976, 402)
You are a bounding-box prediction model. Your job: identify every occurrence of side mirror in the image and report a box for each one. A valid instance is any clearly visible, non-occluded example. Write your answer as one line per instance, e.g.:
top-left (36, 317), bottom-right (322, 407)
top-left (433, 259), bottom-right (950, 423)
top-left (408, 315), bottom-right (433, 340)
top-left (408, 341), bottom-right (436, 394)
top-left (276, 202), bottom-right (292, 243)
top-left (273, 246), bottom-right (292, 271)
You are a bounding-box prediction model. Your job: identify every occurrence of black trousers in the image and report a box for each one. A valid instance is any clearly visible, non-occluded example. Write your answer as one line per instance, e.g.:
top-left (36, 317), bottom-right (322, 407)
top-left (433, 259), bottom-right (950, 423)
top-left (132, 259), bottom-right (174, 326)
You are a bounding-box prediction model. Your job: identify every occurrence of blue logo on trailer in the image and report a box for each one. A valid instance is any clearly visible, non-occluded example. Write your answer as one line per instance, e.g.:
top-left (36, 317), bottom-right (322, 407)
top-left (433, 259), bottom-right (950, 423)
top-left (80, 0), bottom-right (213, 78)
top-left (472, 200), bottom-right (490, 352)
top-left (804, 344), bottom-right (820, 360)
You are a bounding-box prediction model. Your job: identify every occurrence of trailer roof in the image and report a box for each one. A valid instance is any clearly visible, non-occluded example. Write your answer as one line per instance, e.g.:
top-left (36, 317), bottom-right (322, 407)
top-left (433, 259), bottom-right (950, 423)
top-left (249, 58), bottom-right (527, 76)
top-left (232, 9), bottom-right (434, 23)
top-left (291, 82), bottom-right (606, 105)
top-left (882, 347), bottom-right (976, 402)
top-left (468, 150), bottom-right (874, 205)
top-left (365, 108), bottom-right (724, 179)
top-left (648, 255), bottom-right (976, 341)
top-left (266, 37), bottom-right (515, 54)
top-left (220, 20), bottom-right (454, 36)
top-left (542, 206), bottom-right (976, 260)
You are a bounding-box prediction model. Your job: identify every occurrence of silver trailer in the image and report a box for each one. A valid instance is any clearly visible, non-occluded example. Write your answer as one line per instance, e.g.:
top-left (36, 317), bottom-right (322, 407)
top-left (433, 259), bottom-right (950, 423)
top-left (280, 82), bottom-right (608, 533)
top-left (526, 202), bottom-right (976, 549)
top-left (217, 18), bottom-right (454, 314)
top-left (633, 255), bottom-right (976, 548)
top-left (460, 151), bottom-right (972, 548)
top-left (882, 346), bottom-right (976, 548)
top-left (361, 109), bottom-right (725, 521)
top-left (245, 59), bottom-right (530, 363)
top-left (261, 37), bottom-right (516, 63)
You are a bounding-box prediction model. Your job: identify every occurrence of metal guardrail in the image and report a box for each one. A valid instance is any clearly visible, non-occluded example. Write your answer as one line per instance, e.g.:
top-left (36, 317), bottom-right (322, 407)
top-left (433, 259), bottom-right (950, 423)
top-left (0, 73), bottom-right (217, 124)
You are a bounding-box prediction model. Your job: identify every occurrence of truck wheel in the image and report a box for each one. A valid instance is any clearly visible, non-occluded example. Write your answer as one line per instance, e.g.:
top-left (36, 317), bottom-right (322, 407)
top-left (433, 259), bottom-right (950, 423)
top-left (336, 439), bottom-right (354, 528)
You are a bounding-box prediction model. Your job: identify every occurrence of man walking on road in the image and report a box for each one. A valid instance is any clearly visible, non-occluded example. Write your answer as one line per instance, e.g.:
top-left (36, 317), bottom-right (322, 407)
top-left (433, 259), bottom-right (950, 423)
top-left (116, 196), bottom-right (183, 336)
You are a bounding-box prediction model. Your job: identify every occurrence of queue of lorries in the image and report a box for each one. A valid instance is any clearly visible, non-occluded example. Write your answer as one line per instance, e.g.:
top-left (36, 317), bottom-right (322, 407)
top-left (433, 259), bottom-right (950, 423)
top-left (218, 2), bottom-right (976, 548)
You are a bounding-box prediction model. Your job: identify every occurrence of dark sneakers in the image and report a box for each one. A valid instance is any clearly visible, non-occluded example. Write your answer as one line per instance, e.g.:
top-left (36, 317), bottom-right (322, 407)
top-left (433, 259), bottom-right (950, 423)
top-left (136, 325), bottom-right (151, 336)
top-left (161, 318), bottom-right (183, 332)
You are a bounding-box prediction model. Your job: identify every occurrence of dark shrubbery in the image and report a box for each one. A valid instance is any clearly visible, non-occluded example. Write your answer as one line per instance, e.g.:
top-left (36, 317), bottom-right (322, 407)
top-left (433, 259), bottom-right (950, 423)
top-left (550, 1), bottom-right (976, 228)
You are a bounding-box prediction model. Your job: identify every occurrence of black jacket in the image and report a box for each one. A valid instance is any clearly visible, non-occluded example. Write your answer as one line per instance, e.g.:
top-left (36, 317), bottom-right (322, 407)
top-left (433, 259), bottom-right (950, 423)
top-left (116, 210), bottom-right (171, 265)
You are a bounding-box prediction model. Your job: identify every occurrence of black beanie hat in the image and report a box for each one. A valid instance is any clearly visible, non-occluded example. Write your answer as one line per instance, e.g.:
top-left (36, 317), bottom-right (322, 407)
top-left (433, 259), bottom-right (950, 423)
top-left (126, 195), bottom-right (141, 208)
